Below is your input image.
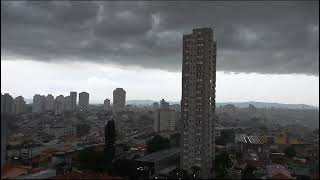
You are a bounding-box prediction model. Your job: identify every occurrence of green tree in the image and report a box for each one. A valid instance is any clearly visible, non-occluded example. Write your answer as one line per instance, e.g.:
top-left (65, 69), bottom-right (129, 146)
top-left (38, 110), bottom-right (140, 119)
top-left (77, 148), bottom-right (106, 173)
top-left (109, 159), bottom-right (137, 178)
top-left (215, 130), bottom-right (235, 146)
top-left (168, 168), bottom-right (189, 179)
top-left (242, 165), bottom-right (257, 179)
top-left (170, 133), bottom-right (181, 147)
top-left (105, 120), bottom-right (116, 145)
top-left (104, 120), bottom-right (116, 170)
top-left (284, 145), bottom-right (296, 158)
top-left (214, 152), bottom-right (232, 178)
top-left (76, 123), bottom-right (91, 137)
top-left (236, 151), bottom-right (243, 160)
top-left (146, 135), bottom-right (171, 153)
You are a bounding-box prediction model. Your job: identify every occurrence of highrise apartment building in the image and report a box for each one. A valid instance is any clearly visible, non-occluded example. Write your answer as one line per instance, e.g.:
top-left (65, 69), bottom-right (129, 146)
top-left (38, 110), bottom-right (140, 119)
top-left (181, 28), bottom-right (216, 178)
top-left (160, 99), bottom-right (170, 109)
top-left (45, 94), bottom-right (55, 112)
top-left (14, 96), bottom-right (26, 114)
top-left (64, 96), bottom-right (72, 111)
top-left (32, 94), bottom-right (45, 113)
top-left (70, 91), bottom-right (77, 110)
top-left (1, 94), bottom-right (3, 113)
top-left (104, 98), bottom-right (111, 110)
top-left (2, 93), bottom-right (14, 114)
top-left (113, 88), bottom-right (126, 111)
top-left (78, 92), bottom-right (89, 111)
top-left (54, 95), bottom-right (65, 115)
top-left (153, 102), bottom-right (159, 109)
top-left (154, 109), bottom-right (176, 132)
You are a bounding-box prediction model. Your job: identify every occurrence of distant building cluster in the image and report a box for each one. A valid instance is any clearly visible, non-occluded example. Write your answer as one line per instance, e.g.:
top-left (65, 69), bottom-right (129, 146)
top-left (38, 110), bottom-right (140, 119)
top-left (1, 93), bottom-right (26, 115)
top-left (31, 92), bottom-right (80, 115)
top-left (1, 87), bottom-right (130, 115)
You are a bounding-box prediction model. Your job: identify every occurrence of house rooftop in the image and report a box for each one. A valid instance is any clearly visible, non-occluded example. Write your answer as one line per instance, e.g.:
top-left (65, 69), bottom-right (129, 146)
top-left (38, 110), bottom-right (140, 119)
top-left (235, 134), bottom-right (262, 144)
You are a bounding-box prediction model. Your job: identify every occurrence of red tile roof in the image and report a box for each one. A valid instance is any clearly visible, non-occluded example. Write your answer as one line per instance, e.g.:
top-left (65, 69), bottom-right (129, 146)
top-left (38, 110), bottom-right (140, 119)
top-left (267, 164), bottom-right (293, 179)
top-left (1, 163), bottom-right (31, 179)
top-left (1, 162), bottom-right (49, 179)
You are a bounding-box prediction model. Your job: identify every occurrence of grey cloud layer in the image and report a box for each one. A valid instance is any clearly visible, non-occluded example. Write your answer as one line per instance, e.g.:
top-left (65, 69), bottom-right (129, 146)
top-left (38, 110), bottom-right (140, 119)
top-left (1, 1), bottom-right (319, 75)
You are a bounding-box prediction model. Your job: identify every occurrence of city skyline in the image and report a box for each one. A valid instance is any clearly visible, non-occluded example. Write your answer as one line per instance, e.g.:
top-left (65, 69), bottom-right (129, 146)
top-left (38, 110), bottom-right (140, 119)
top-left (1, 1), bottom-right (319, 179)
top-left (1, 63), bottom-right (319, 106)
top-left (1, 1), bottom-right (319, 106)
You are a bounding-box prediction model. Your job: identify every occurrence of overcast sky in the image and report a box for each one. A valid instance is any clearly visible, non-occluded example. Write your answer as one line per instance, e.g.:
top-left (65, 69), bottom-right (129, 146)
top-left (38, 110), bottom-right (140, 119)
top-left (1, 1), bottom-right (319, 106)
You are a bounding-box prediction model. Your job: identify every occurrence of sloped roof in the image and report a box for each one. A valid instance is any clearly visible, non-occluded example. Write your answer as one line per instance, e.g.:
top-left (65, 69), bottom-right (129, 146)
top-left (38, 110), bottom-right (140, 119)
top-left (266, 164), bottom-right (293, 179)
top-left (1, 163), bottom-right (31, 179)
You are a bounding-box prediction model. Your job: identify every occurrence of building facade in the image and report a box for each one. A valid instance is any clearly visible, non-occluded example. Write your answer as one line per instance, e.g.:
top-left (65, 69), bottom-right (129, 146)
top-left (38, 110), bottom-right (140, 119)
top-left (113, 88), bottom-right (126, 111)
top-left (1, 116), bottom-right (7, 167)
top-left (70, 91), bottom-right (77, 111)
top-left (181, 28), bottom-right (216, 178)
top-left (154, 109), bottom-right (176, 132)
top-left (78, 92), bottom-right (89, 111)
top-left (1, 94), bottom-right (3, 113)
top-left (54, 95), bottom-right (65, 115)
top-left (153, 102), bottom-right (159, 109)
top-left (32, 94), bottom-right (45, 113)
top-left (45, 94), bottom-right (55, 112)
top-left (160, 99), bottom-right (169, 109)
top-left (64, 96), bottom-right (72, 111)
top-left (14, 96), bottom-right (26, 114)
top-left (2, 93), bottom-right (14, 114)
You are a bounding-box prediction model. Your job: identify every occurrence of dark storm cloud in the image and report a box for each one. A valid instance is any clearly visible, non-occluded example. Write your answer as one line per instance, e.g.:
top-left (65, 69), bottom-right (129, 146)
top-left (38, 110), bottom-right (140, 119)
top-left (1, 1), bottom-right (319, 75)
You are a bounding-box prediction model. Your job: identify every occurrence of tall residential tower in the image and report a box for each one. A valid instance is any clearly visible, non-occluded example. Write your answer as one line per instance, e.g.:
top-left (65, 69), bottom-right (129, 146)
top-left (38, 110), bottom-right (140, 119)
top-left (181, 28), bottom-right (216, 178)
top-left (70, 91), bottom-right (77, 110)
top-left (78, 92), bottom-right (89, 111)
top-left (113, 88), bottom-right (126, 111)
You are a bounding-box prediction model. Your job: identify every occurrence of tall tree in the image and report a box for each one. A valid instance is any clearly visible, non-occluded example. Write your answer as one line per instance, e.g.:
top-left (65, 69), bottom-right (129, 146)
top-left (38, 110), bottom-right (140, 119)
top-left (104, 119), bottom-right (116, 170)
top-left (214, 152), bottom-right (232, 178)
top-left (105, 120), bottom-right (116, 145)
top-left (146, 135), bottom-right (171, 153)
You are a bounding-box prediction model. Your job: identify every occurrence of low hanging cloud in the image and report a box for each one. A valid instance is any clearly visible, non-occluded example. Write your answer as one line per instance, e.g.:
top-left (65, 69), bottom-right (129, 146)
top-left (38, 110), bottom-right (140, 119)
top-left (1, 1), bottom-right (319, 75)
